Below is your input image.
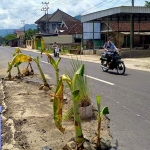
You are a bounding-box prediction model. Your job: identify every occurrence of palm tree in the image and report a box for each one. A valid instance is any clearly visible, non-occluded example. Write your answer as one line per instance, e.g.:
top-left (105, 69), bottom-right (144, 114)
top-left (145, 1), bottom-right (150, 7)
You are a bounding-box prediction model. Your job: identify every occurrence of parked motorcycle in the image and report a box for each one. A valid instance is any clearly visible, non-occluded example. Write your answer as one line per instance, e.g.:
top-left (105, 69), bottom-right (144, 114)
top-left (100, 50), bottom-right (125, 75)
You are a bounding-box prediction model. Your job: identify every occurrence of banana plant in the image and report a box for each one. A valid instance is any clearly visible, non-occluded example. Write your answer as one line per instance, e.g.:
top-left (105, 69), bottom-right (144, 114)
top-left (33, 56), bottom-right (49, 88)
top-left (12, 48), bottom-right (22, 76)
top-left (96, 95), bottom-right (109, 148)
top-left (6, 53), bottom-right (47, 89)
top-left (53, 64), bottom-right (84, 145)
top-left (7, 53), bottom-right (32, 76)
top-left (45, 53), bottom-right (61, 85)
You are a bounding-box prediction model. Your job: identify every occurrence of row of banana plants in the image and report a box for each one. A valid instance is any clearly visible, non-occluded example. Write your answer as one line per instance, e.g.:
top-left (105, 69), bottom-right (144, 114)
top-left (6, 48), bottom-right (110, 149)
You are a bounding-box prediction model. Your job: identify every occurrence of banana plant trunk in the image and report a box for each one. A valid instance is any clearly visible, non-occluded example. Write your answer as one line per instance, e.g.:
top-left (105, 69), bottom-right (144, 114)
top-left (16, 65), bottom-right (21, 75)
top-left (72, 90), bottom-right (84, 145)
top-left (8, 71), bottom-right (11, 79)
top-left (56, 68), bottom-right (59, 85)
top-left (35, 57), bottom-right (49, 87)
top-left (97, 117), bottom-right (101, 147)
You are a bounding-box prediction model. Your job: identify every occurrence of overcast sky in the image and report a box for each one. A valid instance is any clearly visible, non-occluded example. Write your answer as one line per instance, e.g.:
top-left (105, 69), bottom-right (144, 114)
top-left (0, 0), bottom-right (146, 29)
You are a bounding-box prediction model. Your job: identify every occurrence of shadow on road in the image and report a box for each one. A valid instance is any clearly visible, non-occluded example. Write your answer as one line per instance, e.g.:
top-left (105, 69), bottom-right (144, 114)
top-left (111, 139), bottom-right (119, 150)
top-left (107, 71), bottom-right (129, 76)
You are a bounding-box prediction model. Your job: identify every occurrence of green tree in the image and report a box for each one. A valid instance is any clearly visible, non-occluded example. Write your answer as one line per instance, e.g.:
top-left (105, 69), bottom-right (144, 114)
top-left (4, 34), bottom-right (17, 41)
top-left (145, 1), bottom-right (150, 7)
top-left (0, 36), bottom-right (3, 44)
top-left (23, 28), bottom-right (38, 44)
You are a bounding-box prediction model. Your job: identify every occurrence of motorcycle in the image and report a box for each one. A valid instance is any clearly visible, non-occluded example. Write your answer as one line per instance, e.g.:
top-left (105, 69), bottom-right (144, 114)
top-left (100, 50), bottom-right (125, 75)
top-left (54, 47), bottom-right (59, 57)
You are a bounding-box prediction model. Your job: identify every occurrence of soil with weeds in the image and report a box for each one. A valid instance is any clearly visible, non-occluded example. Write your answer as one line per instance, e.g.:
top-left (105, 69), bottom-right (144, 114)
top-left (1, 74), bottom-right (112, 150)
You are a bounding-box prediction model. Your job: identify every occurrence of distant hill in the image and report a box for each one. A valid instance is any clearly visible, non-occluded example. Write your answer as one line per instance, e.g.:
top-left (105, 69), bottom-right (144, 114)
top-left (0, 24), bottom-right (37, 37)
top-left (74, 15), bottom-right (81, 21)
top-left (19, 24), bottom-right (37, 31)
top-left (0, 29), bottom-right (14, 37)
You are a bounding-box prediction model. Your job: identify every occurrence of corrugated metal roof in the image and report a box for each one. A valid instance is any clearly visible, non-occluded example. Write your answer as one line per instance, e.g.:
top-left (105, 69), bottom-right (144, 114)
top-left (81, 6), bottom-right (150, 22)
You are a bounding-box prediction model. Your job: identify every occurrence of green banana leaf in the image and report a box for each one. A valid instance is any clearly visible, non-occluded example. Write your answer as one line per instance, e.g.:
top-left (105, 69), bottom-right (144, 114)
top-left (100, 107), bottom-right (109, 117)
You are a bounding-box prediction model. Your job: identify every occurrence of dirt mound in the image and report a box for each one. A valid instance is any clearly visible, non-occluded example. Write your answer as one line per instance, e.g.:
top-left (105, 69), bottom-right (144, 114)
top-left (1, 76), bottom-right (112, 150)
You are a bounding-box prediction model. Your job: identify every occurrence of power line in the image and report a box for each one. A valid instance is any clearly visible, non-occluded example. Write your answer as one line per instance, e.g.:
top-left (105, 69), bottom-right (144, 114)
top-left (76, 0), bottom-right (137, 16)
top-left (79, 0), bottom-right (115, 15)
top-left (80, 0), bottom-right (107, 15)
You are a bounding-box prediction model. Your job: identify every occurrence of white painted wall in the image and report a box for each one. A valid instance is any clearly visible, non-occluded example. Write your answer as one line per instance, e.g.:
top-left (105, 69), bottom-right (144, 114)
top-left (43, 35), bottom-right (73, 44)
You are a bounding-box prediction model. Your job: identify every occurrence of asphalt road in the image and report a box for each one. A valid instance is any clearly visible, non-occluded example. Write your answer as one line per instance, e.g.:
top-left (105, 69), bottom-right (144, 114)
top-left (0, 46), bottom-right (150, 150)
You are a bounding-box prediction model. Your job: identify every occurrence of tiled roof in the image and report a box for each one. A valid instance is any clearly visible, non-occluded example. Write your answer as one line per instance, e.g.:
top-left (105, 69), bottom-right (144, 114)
top-left (58, 22), bottom-right (82, 35)
top-left (51, 9), bottom-right (82, 34)
top-left (68, 22), bottom-right (82, 34)
top-left (35, 14), bottom-right (52, 24)
top-left (48, 9), bottom-right (79, 23)
top-left (110, 22), bottom-right (150, 31)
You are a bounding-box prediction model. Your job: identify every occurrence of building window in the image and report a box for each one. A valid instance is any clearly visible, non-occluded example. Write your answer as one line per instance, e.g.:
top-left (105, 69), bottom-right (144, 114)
top-left (83, 22), bottom-right (101, 49)
top-left (52, 24), bottom-right (56, 30)
top-left (83, 22), bottom-right (101, 40)
top-left (58, 23), bottom-right (61, 27)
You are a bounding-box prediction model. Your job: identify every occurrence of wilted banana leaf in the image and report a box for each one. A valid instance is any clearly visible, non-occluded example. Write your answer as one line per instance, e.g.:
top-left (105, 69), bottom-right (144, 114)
top-left (13, 48), bottom-right (22, 56)
top-left (53, 64), bottom-right (85, 145)
top-left (61, 74), bottom-right (72, 87)
top-left (53, 74), bottom-right (72, 133)
top-left (7, 54), bottom-right (32, 73)
top-left (12, 48), bottom-right (22, 73)
top-left (53, 79), bottom-right (65, 133)
top-left (45, 53), bottom-right (61, 84)
top-left (45, 53), bottom-right (55, 66)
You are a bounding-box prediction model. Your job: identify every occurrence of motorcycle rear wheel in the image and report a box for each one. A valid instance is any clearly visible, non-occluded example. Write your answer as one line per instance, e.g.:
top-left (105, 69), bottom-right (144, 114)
top-left (101, 60), bottom-right (108, 72)
top-left (117, 62), bottom-right (125, 75)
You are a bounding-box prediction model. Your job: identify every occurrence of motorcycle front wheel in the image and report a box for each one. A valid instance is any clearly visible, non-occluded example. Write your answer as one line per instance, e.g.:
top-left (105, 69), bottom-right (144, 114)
top-left (117, 62), bottom-right (125, 75)
top-left (101, 60), bottom-right (108, 72)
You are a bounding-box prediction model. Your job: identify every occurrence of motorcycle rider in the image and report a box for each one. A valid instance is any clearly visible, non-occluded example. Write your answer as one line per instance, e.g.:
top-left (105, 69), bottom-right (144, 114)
top-left (52, 42), bottom-right (59, 57)
top-left (103, 36), bottom-right (118, 68)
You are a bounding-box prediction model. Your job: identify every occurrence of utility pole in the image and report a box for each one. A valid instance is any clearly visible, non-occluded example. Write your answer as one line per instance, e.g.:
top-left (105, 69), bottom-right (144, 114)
top-left (21, 20), bottom-right (25, 47)
top-left (132, 0), bottom-right (134, 6)
top-left (21, 20), bottom-right (25, 32)
top-left (41, 2), bottom-right (49, 33)
top-left (130, 0), bottom-right (134, 52)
